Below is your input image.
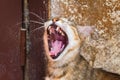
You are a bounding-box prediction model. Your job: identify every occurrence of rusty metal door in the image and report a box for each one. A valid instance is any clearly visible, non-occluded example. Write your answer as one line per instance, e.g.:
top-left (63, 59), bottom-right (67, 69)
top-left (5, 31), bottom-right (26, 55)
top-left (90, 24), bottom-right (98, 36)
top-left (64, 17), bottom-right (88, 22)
top-left (0, 0), bottom-right (23, 80)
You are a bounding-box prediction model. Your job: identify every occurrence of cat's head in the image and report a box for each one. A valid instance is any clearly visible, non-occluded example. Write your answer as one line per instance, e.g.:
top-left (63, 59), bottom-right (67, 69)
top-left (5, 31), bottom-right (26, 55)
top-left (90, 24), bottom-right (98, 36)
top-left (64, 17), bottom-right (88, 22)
top-left (44, 18), bottom-right (93, 61)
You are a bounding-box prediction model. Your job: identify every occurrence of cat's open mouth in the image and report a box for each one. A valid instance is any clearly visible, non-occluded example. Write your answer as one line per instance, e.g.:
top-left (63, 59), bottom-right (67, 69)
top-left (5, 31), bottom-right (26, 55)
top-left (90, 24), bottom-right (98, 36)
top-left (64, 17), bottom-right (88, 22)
top-left (47, 23), bottom-right (68, 59)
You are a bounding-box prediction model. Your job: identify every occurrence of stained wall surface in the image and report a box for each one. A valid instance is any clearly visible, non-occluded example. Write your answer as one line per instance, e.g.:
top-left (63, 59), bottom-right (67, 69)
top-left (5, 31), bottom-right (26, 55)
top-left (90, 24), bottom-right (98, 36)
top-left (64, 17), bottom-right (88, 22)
top-left (50, 0), bottom-right (120, 75)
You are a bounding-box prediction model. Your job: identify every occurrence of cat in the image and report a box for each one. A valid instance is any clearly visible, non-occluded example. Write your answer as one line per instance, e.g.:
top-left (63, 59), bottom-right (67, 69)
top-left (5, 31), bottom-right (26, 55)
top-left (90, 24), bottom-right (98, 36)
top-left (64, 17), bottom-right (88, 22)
top-left (43, 18), bottom-right (120, 80)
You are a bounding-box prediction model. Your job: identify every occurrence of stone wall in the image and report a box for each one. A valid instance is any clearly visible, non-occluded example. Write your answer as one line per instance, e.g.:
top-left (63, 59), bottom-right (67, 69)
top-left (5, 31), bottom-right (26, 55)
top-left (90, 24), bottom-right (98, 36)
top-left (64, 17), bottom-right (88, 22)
top-left (50, 0), bottom-right (120, 75)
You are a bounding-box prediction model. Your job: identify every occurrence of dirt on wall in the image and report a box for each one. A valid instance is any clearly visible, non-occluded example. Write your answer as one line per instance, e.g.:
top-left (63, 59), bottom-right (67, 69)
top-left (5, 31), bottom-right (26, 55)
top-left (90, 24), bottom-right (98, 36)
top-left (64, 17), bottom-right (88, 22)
top-left (50, 0), bottom-right (120, 75)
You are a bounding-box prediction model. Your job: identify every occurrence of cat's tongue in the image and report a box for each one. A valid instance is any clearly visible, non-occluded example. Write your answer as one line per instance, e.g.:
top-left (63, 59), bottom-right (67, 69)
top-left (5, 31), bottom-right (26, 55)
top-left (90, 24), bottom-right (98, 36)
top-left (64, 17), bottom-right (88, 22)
top-left (47, 23), bottom-right (68, 59)
top-left (50, 40), bottom-right (64, 56)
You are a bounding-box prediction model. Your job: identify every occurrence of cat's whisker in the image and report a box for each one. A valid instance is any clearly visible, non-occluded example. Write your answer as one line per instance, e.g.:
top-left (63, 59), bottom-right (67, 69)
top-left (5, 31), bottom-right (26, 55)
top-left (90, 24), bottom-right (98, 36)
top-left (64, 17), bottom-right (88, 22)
top-left (30, 26), bottom-right (44, 33)
top-left (16, 20), bottom-right (44, 27)
top-left (30, 20), bottom-right (44, 25)
top-left (16, 21), bottom-right (24, 26)
top-left (29, 12), bottom-right (45, 22)
top-left (16, 20), bottom-right (44, 33)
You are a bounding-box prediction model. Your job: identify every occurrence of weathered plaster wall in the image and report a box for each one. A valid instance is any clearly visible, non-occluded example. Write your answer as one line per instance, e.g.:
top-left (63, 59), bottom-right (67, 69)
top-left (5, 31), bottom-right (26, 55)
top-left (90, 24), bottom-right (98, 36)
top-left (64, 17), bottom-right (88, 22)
top-left (50, 0), bottom-right (120, 75)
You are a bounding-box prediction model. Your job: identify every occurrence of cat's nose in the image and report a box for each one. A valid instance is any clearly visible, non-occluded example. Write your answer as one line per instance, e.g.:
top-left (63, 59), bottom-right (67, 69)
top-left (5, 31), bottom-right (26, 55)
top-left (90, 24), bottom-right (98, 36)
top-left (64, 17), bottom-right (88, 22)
top-left (52, 18), bottom-right (59, 23)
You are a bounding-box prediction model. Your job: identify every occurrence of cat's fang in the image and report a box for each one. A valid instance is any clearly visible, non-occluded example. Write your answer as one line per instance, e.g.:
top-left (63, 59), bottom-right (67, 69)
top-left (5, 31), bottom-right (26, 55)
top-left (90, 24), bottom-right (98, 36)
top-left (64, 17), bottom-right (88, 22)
top-left (56, 26), bottom-right (60, 31)
top-left (48, 26), bottom-right (51, 30)
top-left (61, 32), bottom-right (65, 36)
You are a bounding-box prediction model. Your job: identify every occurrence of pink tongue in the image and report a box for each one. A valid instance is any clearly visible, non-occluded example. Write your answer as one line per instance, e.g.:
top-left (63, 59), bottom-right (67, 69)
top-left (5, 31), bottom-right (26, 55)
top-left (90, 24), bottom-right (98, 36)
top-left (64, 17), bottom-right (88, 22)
top-left (50, 40), bottom-right (64, 56)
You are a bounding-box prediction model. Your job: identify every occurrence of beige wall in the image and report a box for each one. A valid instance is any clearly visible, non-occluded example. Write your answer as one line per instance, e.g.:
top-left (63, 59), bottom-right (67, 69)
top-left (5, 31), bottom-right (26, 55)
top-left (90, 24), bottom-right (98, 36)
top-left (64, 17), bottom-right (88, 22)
top-left (50, 0), bottom-right (120, 75)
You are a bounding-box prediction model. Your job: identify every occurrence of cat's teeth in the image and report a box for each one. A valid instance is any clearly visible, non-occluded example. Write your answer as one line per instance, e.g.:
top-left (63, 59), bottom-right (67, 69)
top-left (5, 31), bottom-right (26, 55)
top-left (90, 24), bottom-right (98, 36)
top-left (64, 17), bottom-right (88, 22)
top-left (59, 30), bottom-right (62, 33)
top-left (50, 30), bottom-right (52, 34)
top-left (61, 33), bottom-right (65, 36)
top-left (56, 26), bottom-right (60, 31)
top-left (59, 30), bottom-right (65, 36)
top-left (51, 48), bottom-right (53, 50)
top-left (48, 26), bottom-right (53, 34)
top-left (56, 26), bottom-right (64, 35)
top-left (48, 26), bottom-right (51, 30)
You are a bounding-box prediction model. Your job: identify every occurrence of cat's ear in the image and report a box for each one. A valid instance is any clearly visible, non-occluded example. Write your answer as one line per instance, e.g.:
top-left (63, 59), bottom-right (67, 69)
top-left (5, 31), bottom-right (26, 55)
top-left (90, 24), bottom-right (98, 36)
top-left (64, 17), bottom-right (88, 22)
top-left (77, 25), bottom-right (94, 38)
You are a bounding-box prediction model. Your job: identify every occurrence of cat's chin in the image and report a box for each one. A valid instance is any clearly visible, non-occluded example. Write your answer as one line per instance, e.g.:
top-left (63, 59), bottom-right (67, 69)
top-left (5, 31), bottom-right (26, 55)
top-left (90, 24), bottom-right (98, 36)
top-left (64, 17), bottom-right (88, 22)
top-left (46, 22), bottom-right (68, 60)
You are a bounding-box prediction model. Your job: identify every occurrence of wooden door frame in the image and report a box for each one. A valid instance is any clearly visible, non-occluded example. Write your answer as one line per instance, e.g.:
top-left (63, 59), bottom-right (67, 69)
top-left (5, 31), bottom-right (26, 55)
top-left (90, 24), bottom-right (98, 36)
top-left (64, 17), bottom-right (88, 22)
top-left (26, 0), bottom-right (49, 80)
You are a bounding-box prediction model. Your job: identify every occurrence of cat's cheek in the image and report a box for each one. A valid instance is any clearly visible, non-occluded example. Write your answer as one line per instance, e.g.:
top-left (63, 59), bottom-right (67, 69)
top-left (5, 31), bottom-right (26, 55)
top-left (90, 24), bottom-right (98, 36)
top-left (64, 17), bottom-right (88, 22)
top-left (43, 30), bottom-right (51, 60)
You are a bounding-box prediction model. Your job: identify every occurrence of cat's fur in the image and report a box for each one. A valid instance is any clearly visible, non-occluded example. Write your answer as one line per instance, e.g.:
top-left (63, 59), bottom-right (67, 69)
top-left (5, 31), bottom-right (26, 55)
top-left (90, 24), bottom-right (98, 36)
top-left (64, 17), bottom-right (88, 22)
top-left (43, 18), bottom-right (120, 80)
